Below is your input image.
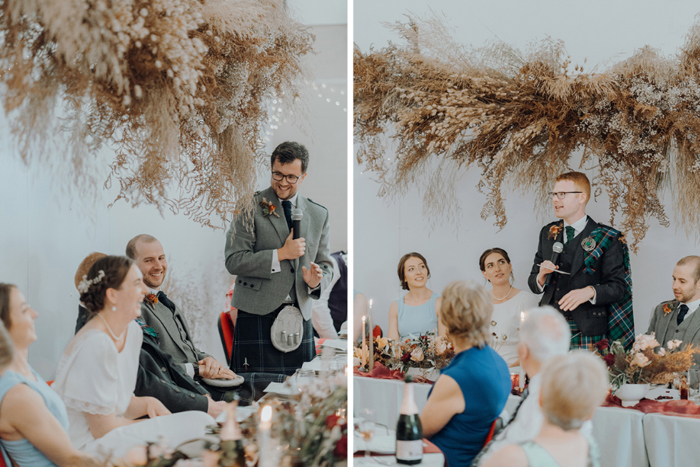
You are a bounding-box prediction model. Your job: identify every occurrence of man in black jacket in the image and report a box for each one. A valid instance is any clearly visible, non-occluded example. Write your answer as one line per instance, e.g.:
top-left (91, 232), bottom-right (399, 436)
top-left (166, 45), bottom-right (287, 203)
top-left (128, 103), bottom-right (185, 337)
top-left (528, 171), bottom-right (632, 349)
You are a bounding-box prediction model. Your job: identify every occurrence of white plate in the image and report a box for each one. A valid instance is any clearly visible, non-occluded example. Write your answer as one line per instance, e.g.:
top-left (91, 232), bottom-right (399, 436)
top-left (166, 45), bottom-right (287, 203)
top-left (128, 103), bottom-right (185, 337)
top-left (201, 375), bottom-right (245, 387)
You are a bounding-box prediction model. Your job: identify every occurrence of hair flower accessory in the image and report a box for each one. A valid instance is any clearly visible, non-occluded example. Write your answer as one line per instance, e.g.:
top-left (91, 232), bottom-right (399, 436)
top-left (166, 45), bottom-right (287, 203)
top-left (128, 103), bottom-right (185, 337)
top-left (77, 270), bottom-right (105, 294)
top-left (259, 197), bottom-right (280, 218)
top-left (145, 293), bottom-right (159, 305)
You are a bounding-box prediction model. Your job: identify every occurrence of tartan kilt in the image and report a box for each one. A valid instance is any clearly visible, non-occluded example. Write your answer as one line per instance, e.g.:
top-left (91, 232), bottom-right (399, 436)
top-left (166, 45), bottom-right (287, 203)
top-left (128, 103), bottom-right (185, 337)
top-left (231, 309), bottom-right (314, 376)
top-left (568, 319), bottom-right (607, 350)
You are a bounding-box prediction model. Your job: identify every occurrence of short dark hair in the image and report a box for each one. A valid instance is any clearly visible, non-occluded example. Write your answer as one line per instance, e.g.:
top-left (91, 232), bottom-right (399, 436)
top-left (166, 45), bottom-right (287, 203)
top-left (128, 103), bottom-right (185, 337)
top-left (0, 283), bottom-right (16, 330)
top-left (80, 256), bottom-right (134, 313)
top-left (478, 247), bottom-right (512, 272)
top-left (126, 234), bottom-right (159, 260)
top-left (271, 141), bottom-right (309, 173)
top-left (397, 252), bottom-right (431, 291)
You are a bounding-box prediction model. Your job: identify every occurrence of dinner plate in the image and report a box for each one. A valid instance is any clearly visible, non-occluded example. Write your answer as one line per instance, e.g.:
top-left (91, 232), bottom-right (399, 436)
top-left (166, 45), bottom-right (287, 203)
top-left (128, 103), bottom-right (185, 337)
top-left (201, 375), bottom-right (245, 387)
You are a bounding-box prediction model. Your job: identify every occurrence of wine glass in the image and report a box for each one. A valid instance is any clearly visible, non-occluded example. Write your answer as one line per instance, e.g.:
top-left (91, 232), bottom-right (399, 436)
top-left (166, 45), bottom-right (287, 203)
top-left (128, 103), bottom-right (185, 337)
top-left (358, 408), bottom-right (376, 463)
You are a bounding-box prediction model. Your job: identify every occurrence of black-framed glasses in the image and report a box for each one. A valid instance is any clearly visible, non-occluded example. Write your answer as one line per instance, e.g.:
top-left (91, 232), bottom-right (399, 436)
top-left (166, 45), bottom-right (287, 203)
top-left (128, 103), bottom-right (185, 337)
top-left (549, 191), bottom-right (582, 199)
top-left (272, 171), bottom-right (300, 184)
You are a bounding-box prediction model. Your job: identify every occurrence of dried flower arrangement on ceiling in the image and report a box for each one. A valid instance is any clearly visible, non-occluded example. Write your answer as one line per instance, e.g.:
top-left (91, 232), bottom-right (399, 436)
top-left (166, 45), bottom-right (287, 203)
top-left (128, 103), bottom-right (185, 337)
top-left (354, 15), bottom-right (700, 250)
top-left (0, 0), bottom-right (313, 227)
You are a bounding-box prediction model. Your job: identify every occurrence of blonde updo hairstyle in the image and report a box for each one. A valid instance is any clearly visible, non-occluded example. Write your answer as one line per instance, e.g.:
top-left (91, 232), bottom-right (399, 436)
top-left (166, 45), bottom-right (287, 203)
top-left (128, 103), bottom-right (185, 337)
top-left (439, 280), bottom-right (492, 348)
top-left (79, 256), bottom-right (134, 314)
top-left (540, 351), bottom-right (608, 431)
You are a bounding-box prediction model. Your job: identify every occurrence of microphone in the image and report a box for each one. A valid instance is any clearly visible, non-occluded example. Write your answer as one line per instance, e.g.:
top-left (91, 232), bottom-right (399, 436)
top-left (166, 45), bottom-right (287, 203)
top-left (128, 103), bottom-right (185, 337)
top-left (544, 242), bottom-right (564, 288)
top-left (292, 208), bottom-right (303, 240)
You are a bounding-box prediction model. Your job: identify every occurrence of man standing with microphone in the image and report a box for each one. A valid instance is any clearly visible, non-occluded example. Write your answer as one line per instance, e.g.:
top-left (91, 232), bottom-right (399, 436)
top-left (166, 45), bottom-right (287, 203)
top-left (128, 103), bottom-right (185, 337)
top-left (225, 141), bottom-right (333, 374)
top-left (528, 172), bottom-right (633, 349)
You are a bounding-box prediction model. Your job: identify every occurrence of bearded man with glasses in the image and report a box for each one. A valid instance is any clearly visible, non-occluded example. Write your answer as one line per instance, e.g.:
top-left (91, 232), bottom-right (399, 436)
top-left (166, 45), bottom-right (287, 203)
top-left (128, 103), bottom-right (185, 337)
top-left (224, 141), bottom-right (333, 374)
top-left (527, 172), bottom-right (634, 350)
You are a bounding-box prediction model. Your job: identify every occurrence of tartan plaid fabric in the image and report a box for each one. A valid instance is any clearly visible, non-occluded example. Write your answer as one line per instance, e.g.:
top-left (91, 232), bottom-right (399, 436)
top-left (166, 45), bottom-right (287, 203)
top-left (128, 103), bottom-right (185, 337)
top-left (231, 310), bottom-right (314, 376)
top-left (568, 320), bottom-right (607, 350)
top-left (584, 227), bottom-right (635, 351)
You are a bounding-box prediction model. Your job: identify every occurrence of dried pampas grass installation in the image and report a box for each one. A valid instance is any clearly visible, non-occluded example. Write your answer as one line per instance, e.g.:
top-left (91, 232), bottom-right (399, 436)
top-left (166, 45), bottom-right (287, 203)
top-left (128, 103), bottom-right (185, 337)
top-left (354, 14), bottom-right (700, 251)
top-left (0, 0), bottom-right (313, 227)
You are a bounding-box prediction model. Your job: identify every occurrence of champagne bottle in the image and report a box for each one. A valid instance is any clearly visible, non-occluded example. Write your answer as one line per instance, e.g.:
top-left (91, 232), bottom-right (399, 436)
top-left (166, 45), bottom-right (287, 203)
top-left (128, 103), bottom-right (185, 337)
top-left (396, 375), bottom-right (423, 464)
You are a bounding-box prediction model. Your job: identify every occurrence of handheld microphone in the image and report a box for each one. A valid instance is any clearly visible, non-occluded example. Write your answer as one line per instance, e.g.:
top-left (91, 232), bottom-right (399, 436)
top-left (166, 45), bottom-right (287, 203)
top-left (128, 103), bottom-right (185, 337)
top-left (292, 208), bottom-right (303, 241)
top-left (544, 242), bottom-right (564, 288)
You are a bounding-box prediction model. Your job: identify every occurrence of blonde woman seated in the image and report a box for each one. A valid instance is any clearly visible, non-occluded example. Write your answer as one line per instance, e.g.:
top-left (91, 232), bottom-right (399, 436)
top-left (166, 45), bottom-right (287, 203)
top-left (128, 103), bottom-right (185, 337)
top-left (479, 248), bottom-right (539, 366)
top-left (483, 352), bottom-right (606, 467)
top-left (388, 252), bottom-right (446, 341)
top-left (52, 256), bottom-right (214, 458)
top-left (420, 281), bottom-right (511, 466)
top-left (0, 284), bottom-right (99, 466)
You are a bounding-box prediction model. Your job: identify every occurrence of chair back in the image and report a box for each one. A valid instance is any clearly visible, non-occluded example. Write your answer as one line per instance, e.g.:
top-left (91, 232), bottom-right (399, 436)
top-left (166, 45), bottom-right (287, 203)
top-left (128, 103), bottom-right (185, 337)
top-left (218, 312), bottom-right (235, 366)
top-left (372, 325), bottom-right (382, 338)
top-left (483, 419), bottom-right (498, 446)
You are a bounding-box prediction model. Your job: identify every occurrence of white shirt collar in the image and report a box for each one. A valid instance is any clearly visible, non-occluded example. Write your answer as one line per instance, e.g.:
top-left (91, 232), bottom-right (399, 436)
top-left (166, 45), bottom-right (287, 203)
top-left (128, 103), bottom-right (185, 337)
top-left (682, 297), bottom-right (700, 316)
top-left (148, 287), bottom-right (160, 295)
top-left (565, 215), bottom-right (588, 235)
top-left (278, 193), bottom-right (298, 207)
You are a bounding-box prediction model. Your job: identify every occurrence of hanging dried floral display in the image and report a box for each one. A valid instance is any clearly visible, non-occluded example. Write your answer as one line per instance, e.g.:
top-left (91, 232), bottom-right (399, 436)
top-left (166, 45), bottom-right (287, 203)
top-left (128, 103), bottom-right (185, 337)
top-left (354, 15), bottom-right (700, 251)
top-left (0, 0), bottom-right (313, 227)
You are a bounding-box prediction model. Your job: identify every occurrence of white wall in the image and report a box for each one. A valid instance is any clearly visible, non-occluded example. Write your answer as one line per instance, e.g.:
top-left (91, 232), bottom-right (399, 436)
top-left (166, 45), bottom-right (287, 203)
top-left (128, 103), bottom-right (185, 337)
top-left (0, 9), bottom-right (347, 380)
top-left (354, 0), bottom-right (700, 335)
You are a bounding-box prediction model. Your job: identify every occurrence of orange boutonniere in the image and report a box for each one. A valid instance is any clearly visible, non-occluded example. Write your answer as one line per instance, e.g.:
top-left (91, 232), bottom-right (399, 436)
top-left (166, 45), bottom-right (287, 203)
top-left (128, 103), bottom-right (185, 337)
top-left (145, 293), bottom-right (158, 305)
top-left (259, 198), bottom-right (280, 218)
top-left (548, 224), bottom-right (563, 240)
top-left (662, 302), bottom-right (674, 316)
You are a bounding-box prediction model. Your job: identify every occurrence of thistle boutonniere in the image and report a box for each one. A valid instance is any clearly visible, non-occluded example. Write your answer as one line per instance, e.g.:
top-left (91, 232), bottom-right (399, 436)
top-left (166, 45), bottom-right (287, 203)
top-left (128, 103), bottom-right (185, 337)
top-left (260, 198), bottom-right (280, 218)
top-left (662, 301), bottom-right (676, 316)
top-left (548, 223), bottom-right (563, 240)
top-left (145, 293), bottom-right (158, 305)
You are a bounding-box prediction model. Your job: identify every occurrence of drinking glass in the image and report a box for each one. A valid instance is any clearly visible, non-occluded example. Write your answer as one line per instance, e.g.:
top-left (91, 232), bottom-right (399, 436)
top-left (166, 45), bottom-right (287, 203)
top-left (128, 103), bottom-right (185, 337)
top-left (688, 369), bottom-right (700, 403)
top-left (357, 408), bottom-right (376, 463)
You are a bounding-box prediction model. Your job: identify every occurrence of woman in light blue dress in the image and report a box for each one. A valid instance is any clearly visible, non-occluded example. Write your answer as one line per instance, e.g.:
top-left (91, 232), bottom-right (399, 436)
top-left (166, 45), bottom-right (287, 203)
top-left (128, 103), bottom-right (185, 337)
top-left (0, 283), bottom-right (99, 467)
top-left (388, 252), bottom-right (445, 341)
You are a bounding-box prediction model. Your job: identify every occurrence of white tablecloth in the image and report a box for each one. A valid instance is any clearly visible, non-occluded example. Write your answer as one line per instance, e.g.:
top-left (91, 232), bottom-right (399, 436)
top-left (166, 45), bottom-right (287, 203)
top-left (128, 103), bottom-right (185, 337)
top-left (355, 376), bottom-right (700, 467)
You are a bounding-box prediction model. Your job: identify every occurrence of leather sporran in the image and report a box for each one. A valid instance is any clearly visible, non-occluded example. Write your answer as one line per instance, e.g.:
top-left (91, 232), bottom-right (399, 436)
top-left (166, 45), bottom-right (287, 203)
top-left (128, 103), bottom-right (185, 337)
top-left (271, 305), bottom-right (304, 352)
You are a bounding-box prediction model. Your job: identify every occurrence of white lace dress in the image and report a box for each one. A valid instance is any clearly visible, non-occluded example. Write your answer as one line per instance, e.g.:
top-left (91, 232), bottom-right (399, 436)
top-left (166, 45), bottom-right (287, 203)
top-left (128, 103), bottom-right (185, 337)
top-left (52, 321), bottom-right (214, 458)
top-left (490, 290), bottom-right (540, 366)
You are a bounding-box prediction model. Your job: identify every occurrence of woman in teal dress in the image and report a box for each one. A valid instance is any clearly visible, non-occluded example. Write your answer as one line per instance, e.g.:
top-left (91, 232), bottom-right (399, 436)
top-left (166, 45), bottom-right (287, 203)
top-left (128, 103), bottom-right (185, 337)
top-left (483, 352), bottom-right (605, 467)
top-left (0, 283), bottom-right (99, 467)
top-left (388, 252), bottom-right (446, 341)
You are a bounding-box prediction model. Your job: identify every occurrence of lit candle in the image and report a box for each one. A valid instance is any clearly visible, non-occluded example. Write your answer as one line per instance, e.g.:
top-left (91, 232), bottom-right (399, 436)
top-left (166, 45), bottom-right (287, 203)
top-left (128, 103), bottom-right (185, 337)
top-left (519, 312), bottom-right (525, 389)
top-left (259, 405), bottom-right (273, 467)
top-left (361, 316), bottom-right (367, 367)
top-left (368, 299), bottom-right (374, 371)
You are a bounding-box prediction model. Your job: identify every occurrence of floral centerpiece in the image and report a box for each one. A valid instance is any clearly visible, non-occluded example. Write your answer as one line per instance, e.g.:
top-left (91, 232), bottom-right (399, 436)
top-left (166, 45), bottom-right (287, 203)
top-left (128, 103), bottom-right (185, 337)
top-left (592, 333), bottom-right (698, 392)
top-left (354, 331), bottom-right (455, 374)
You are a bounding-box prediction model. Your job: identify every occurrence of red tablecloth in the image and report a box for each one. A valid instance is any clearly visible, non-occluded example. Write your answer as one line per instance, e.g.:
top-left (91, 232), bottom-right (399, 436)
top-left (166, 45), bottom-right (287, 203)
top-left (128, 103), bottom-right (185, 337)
top-left (603, 393), bottom-right (700, 418)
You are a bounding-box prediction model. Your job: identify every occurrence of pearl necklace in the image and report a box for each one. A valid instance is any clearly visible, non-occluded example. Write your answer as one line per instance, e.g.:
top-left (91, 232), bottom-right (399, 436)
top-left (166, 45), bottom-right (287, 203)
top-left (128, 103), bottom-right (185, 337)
top-left (491, 285), bottom-right (513, 301)
top-left (97, 313), bottom-right (125, 341)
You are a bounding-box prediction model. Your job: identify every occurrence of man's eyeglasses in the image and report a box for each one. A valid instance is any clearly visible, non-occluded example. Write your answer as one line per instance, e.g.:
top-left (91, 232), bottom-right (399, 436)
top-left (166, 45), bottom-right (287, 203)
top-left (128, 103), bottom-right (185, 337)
top-left (549, 191), bottom-right (582, 200)
top-left (272, 171), bottom-right (300, 184)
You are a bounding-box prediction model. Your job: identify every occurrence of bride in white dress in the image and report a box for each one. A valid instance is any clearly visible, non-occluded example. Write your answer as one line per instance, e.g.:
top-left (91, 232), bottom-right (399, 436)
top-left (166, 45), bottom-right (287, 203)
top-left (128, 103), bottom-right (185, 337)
top-left (52, 256), bottom-right (214, 459)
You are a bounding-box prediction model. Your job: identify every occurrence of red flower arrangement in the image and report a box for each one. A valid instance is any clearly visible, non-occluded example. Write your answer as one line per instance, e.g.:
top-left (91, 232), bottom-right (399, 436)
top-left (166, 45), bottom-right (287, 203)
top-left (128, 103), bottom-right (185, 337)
top-left (548, 224), bottom-right (563, 240)
top-left (144, 293), bottom-right (158, 305)
top-left (259, 198), bottom-right (280, 218)
top-left (663, 302), bottom-right (674, 316)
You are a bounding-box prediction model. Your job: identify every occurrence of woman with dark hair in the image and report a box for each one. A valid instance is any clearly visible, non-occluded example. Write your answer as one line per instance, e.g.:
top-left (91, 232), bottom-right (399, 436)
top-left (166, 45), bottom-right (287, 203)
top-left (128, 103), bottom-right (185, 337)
top-left (421, 281), bottom-right (510, 467)
top-left (52, 256), bottom-right (214, 458)
top-left (479, 247), bottom-right (539, 366)
top-left (0, 283), bottom-right (100, 466)
top-left (388, 252), bottom-right (445, 341)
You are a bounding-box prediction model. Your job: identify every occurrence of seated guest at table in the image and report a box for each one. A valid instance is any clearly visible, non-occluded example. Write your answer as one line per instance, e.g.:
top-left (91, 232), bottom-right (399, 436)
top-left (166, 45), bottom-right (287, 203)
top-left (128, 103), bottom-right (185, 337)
top-left (388, 252), bottom-right (445, 341)
top-left (0, 283), bottom-right (100, 466)
top-left (483, 352), bottom-right (606, 467)
top-left (420, 280), bottom-right (510, 466)
top-left (648, 256), bottom-right (700, 364)
top-left (475, 307), bottom-right (594, 465)
top-left (52, 256), bottom-right (214, 458)
top-left (127, 234), bottom-right (285, 402)
top-left (75, 252), bottom-right (107, 333)
top-left (480, 247), bottom-right (539, 366)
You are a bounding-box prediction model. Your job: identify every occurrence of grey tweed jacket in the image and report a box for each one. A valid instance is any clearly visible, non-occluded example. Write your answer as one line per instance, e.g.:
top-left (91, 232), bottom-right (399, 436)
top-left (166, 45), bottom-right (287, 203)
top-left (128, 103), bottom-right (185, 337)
top-left (224, 186), bottom-right (333, 320)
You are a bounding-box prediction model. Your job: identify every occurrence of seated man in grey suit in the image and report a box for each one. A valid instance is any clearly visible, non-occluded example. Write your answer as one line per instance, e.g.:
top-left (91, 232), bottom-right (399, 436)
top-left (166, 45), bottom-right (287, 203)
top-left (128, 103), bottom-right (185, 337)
top-left (126, 234), bottom-right (240, 400)
top-left (648, 256), bottom-right (700, 363)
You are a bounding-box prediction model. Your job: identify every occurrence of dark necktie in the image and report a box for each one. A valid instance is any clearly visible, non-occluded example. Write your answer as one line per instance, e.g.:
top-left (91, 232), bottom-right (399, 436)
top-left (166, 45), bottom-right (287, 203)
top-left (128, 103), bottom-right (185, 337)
top-left (157, 291), bottom-right (176, 313)
top-left (678, 304), bottom-right (690, 325)
top-left (565, 226), bottom-right (575, 244)
top-left (282, 200), bottom-right (293, 230)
